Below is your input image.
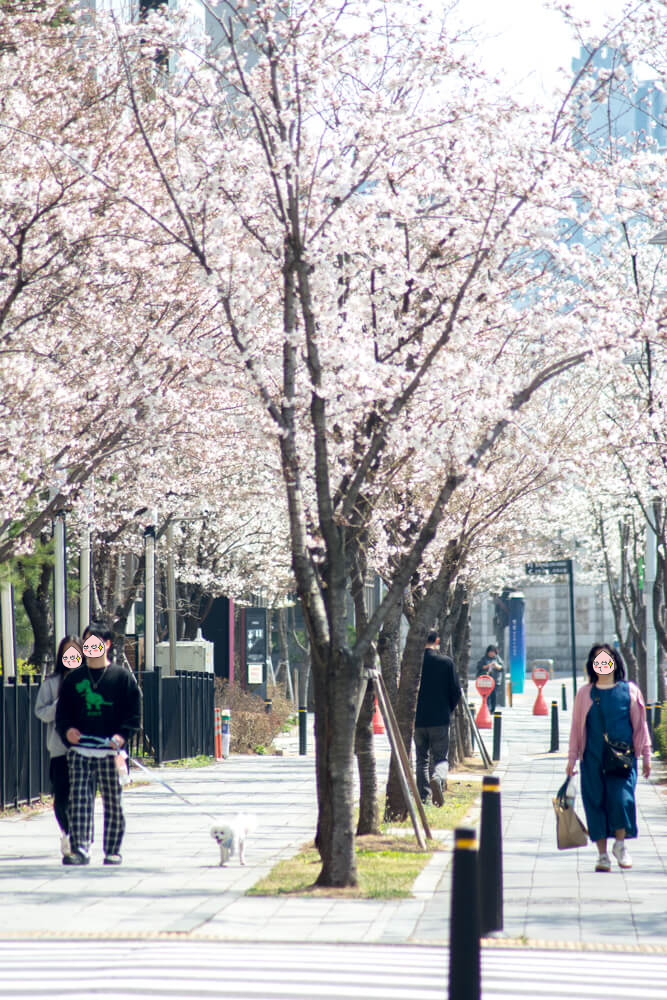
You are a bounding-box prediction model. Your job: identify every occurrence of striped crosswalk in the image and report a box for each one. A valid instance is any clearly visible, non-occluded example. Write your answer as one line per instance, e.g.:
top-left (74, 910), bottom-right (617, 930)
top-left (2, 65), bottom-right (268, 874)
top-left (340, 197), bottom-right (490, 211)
top-left (0, 939), bottom-right (664, 999)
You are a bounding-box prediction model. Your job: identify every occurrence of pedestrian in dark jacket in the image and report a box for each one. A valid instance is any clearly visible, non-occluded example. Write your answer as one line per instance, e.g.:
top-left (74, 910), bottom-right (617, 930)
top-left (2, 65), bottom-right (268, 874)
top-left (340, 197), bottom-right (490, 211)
top-left (475, 644), bottom-right (503, 713)
top-left (414, 630), bottom-right (462, 806)
top-left (56, 620), bottom-right (140, 867)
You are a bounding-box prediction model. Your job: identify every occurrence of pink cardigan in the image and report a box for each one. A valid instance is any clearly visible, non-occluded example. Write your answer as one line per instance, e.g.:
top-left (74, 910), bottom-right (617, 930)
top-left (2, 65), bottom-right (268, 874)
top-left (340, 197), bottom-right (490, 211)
top-left (567, 681), bottom-right (651, 770)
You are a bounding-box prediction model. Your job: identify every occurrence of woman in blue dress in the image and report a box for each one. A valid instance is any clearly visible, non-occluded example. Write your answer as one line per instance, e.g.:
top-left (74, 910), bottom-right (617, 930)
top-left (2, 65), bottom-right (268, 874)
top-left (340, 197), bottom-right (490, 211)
top-left (567, 644), bottom-right (651, 872)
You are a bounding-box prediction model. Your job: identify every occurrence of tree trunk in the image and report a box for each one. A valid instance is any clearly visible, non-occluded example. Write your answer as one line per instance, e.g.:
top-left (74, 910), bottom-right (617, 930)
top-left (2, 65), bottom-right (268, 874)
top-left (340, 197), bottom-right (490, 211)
top-left (277, 606), bottom-right (291, 699)
top-left (355, 677), bottom-right (380, 835)
top-left (21, 560), bottom-right (52, 670)
top-left (441, 582), bottom-right (471, 767)
top-left (181, 583), bottom-right (212, 640)
top-left (312, 645), bottom-right (363, 886)
top-left (384, 543), bottom-right (463, 820)
top-left (351, 554), bottom-right (380, 837)
top-left (378, 596), bottom-right (403, 705)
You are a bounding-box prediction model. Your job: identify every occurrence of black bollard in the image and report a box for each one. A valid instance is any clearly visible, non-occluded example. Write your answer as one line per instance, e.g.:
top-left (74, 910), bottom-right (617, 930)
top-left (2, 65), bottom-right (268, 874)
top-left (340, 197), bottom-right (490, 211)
top-left (479, 775), bottom-right (503, 936)
top-left (449, 827), bottom-right (481, 1000)
top-left (298, 706), bottom-right (307, 755)
top-left (264, 698), bottom-right (272, 715)
top-left (550, 700), bottom-right (559, 753)
top-left (655, 703), bottom-right (662, 729)
top-left (561, 683), bottom-right (567, 712)
top-left (492, 711), bottom-right (502, 761)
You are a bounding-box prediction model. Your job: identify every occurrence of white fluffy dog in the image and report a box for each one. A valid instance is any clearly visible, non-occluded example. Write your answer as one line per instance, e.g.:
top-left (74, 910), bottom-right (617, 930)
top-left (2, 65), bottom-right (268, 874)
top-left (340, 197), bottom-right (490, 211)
top-left (211, 814), bottom-right (257, 866)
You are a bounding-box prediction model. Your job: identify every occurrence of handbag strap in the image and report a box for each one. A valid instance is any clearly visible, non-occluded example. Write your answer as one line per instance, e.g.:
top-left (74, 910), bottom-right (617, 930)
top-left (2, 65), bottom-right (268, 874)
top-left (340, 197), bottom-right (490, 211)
top-left (591, 688), bottom-right (611, 742)
top-left (555, 777), bottom-right (571, 805)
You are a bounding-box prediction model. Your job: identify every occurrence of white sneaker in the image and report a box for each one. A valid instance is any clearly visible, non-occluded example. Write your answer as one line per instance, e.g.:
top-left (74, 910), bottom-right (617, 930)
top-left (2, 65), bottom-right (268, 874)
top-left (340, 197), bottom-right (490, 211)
top-left (60, 834), bottom-right (70, 857)
top-left (612, 840), bottom-right (632, 869)
top-left (595, 851), bottom-right (611, 872)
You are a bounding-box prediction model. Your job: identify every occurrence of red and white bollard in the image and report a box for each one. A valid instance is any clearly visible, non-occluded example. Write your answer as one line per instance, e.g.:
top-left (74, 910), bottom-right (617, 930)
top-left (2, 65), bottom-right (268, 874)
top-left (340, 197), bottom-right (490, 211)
top-left (372, 697), bottom-right (385, 734)
top-left (532, 666), bottom-right (549, 716)
top-left (475, 674), bottom-right (495, 730)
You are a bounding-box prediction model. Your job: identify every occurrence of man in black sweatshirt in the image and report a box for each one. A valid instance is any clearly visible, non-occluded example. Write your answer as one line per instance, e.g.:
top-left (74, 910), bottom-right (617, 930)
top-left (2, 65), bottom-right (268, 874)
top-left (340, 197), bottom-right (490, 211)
top-left (414, 630), bottom-right (462, 806)
top-left (56, 620), bottom-right (140, 866)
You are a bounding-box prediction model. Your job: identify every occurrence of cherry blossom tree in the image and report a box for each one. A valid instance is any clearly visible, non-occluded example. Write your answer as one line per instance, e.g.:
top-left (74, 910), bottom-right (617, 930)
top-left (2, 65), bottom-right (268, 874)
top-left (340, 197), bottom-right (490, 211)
top-left (3, 0), bottom-right (665, 887)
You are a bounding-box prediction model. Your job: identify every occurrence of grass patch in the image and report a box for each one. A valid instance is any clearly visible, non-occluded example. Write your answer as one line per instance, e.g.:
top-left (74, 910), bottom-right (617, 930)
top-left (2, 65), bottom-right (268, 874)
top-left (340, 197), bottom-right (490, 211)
top-left (248, 832), bottom-right (433, 899)
top-left (249, 778), bottom-right (481, 899)
top-left (381, 779), bottom-right (480, 832)
top-left (0, 798), bottom-right (51, 820)
top-left (163, 754), bottom-right (215, 768)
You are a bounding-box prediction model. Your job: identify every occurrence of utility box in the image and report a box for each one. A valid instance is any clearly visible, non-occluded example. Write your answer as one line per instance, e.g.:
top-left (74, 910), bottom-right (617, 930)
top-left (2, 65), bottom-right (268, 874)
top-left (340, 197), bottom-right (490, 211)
top-left (156, 629), bottom-right (214, 673)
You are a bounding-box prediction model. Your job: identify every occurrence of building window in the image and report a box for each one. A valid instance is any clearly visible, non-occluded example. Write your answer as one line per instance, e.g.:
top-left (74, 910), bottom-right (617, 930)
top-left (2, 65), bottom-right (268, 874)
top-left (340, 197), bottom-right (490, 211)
top-left (529, 596), bottom-right (550, 628)
top-left (140, 0), bottom-right (167, 14)
top-left (575, 596), bottom-right (589, 632)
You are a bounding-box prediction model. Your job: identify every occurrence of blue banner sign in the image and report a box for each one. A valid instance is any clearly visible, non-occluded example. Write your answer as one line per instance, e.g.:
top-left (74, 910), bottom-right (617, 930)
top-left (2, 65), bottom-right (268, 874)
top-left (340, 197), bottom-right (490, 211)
top-left (509, 593), bottom-right (526, 694)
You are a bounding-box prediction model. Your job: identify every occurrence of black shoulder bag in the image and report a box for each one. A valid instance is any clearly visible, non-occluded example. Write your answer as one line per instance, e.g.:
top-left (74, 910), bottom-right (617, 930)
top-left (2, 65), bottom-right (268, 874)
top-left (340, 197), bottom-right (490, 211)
top-left (592, 687), bottom-right (635, 778)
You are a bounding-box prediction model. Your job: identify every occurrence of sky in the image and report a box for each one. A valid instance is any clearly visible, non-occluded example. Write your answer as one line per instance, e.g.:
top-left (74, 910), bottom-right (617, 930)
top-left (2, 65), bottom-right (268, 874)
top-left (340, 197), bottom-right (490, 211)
top-left (444, 0), bottom-right (633, 103)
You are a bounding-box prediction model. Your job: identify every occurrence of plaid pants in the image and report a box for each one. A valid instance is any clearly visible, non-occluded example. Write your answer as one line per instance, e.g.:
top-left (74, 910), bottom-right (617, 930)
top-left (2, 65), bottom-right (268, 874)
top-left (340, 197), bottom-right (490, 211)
top-left (67, 751), bottom-right (125, 856)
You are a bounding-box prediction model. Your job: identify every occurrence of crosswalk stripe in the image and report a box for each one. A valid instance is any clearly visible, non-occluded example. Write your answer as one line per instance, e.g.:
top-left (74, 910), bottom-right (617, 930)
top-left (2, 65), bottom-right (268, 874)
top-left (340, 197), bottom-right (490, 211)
top-left (0, 941), bottom-right (664, 999)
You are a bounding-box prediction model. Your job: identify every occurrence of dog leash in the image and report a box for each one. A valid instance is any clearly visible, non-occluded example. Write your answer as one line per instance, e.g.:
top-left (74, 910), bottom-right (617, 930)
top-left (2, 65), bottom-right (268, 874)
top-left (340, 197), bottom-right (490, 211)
top-left (76, 736), bottom-right (219, 820)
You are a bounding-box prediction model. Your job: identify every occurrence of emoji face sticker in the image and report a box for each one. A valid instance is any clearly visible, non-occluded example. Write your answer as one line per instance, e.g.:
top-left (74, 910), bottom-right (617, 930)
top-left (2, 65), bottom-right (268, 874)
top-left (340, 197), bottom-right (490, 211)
top-left (592, 652), bottom-right (615, 675)
top-left (62, 645), bottom-right (82, 670)
top-left (83, 635), bottom-right (105, 658)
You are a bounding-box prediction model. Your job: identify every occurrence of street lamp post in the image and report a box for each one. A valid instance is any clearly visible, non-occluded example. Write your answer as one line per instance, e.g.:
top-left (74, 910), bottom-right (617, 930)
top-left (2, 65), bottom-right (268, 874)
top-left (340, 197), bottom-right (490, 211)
top-left (637, 227), bottom-right (665, 703)
top-left (166, 518), bottom-right (177, 678)
top-left (144, 509), bottom-right (157, 672)
top-left (0, 570), bottom-right (16, 678)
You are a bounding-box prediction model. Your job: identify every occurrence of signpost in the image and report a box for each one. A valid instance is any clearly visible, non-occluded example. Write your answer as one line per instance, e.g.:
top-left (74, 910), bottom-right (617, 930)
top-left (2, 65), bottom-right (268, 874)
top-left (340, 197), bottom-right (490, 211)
top-left (525, 559), bottom-right (577, 701)
top-left (245, 608), bottom-right (267, 698)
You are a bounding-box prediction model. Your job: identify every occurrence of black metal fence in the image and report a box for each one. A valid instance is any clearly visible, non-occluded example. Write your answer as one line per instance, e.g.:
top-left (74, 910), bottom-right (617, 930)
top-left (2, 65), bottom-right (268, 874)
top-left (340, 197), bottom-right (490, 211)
top-left (0, 668), bottom-right (215, 809)
top-left (133, 667), bottom-right (215, 765)
top-left (0, 677), bottom-right (50, 810)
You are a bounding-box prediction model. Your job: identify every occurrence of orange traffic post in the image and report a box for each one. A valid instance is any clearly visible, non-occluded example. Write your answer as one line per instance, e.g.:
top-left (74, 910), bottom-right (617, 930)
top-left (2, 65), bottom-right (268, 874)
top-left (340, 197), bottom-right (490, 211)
top-left (532, 666), bottom-right (549, 716)
top-left (214, 706), bottom-right (223, 760)
top-left (372, 697), bottom-right (385, 734)
top-left (475, 674), bottom-right (494, 730)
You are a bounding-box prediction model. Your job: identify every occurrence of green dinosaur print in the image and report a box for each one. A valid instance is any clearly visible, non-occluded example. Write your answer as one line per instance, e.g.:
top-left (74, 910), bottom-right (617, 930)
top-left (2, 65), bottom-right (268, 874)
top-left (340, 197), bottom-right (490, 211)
top-left (75, 679), bottom-right (113, 716)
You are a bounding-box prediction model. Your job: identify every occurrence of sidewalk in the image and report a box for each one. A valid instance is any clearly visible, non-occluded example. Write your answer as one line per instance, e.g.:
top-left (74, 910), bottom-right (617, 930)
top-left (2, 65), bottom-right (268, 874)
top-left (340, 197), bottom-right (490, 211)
top-left (418, 677), bottom-right (667, 949)
top-left (0, 678), bottom-right (664, 948)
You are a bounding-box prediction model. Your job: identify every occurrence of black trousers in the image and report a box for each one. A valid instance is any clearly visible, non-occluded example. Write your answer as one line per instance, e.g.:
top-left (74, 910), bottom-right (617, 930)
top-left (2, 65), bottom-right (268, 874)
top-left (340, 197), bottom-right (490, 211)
top-left (414, 725), bottom-right (450, 802)
top-left (49, 755), bottom-right (70, 835)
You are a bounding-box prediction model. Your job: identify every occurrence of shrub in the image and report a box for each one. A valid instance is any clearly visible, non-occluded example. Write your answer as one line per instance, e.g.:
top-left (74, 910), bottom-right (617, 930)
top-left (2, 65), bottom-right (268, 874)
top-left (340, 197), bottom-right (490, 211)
top-left (653, 702), bottom-right (667, 762)
top-left (214, 678), bottom-right (295, 754)
top-left (0, 658), bottom-right (42, 680)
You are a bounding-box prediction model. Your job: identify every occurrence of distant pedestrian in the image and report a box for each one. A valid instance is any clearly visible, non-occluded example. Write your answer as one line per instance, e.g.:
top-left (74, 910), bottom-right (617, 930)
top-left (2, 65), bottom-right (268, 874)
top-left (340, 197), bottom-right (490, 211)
top-left (34, 636), bottom-right (84, 857)
top-left (475, 644), bottom-right (503, 713)
top-left (56, 621), bottom-right (140, 866)
top-left (414, 630), bottom-right (462, 807)
top-left (566, 644), bottom-right (651, 872)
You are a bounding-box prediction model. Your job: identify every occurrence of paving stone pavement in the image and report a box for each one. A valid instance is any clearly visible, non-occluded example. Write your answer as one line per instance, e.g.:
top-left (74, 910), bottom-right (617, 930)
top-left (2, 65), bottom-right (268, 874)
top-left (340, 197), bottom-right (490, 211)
top-left (0, 676), bottom-right (664, 949)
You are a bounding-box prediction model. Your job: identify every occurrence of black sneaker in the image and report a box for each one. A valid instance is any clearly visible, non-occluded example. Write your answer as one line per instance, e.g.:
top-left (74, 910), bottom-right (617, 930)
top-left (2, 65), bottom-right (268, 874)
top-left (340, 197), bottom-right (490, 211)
top-left (103, 854), bottom-right (122, 866)
top-left (63, 848), bottom-right (90, 866)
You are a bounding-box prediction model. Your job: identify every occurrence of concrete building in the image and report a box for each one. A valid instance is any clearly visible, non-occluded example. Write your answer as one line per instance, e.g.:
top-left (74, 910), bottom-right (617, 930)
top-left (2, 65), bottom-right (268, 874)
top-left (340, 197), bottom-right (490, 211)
top-left (470, 581), bottom-right (617, 676)
top-left (572, 44), bottom-right (666, 153)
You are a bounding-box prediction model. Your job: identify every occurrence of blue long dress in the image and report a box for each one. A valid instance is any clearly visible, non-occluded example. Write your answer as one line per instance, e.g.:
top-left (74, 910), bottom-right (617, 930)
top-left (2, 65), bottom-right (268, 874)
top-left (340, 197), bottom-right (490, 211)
top-left (580, 681), bottom-right (638, 841)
